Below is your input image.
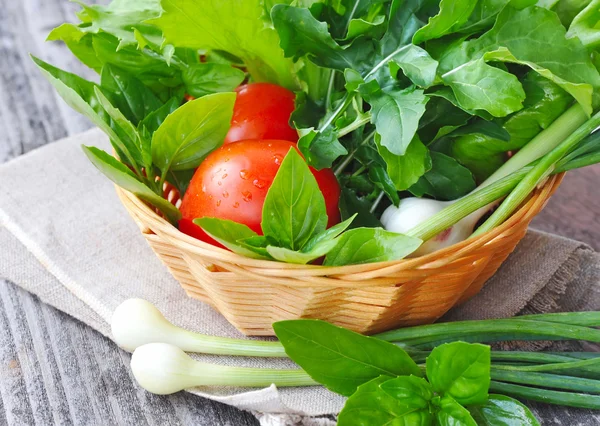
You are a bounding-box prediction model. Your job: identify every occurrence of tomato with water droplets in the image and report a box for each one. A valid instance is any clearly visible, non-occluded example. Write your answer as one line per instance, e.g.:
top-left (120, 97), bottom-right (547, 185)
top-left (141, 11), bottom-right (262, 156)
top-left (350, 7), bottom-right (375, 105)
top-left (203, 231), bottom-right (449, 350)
top-left (224, 83), bottom-right (298, 144)
top-left (179, 140), bottom-right (341, 245)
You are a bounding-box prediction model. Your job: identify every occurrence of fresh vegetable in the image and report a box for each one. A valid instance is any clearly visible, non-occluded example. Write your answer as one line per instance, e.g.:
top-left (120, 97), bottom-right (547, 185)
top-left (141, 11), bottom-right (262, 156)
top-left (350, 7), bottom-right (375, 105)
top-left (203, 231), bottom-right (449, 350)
top-left (223, 83), bottom-right (298, 144)
top-left (39, 0), bottom-right (600, 266)
top-left (179, 140), bottom-right (341, 246)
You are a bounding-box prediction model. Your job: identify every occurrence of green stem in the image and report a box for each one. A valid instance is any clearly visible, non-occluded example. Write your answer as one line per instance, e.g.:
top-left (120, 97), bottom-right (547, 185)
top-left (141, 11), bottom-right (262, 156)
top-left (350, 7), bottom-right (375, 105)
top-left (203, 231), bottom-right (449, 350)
top-left (200, 364), bottom-right (316, 387)
top-left (334, 130), bottom-right (376, 176)
top-left (492, 357), bottom-right (600, 373)
top-left (338, 115), bottom-right (372, 138)
top-left (489, 381), bottom-right (600, 409)
top-left (182, 332), bottom-right (287, 357)
top-left (491, 370), bottom-right (600, 394)
top-left (375, 319), bottom-right (600, 347)
top-left (325, 70), bottom-right (336, 110)
top-left (474, 109), bottom-right (600, 236)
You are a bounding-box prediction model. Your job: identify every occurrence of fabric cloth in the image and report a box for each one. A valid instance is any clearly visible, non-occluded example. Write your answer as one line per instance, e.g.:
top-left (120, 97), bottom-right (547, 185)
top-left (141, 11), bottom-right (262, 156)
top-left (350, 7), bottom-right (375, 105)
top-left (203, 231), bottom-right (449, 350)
top-left (0, 129), bottom-right (598, 425)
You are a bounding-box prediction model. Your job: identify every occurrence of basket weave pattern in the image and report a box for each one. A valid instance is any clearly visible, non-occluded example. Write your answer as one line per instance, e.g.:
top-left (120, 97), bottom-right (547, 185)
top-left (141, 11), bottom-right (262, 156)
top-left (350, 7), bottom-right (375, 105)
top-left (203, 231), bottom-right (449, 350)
top-left (116, 175), bottom-right (563, 336)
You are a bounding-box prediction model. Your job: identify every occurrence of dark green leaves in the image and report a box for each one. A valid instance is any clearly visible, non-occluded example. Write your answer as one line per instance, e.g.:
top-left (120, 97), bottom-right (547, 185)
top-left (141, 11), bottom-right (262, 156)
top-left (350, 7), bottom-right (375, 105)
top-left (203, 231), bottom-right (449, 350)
top-left (261, 148), bottom-right (328, 250)
top-left (151, 92), bottom-right (235, 173)
top-left (273, 320), bottom-right (422, 396)
top-left (378, 135), bottom-right (432, 191)
top-left (410, 152), bottom-right (476, 201)
top-left (413, 0), bottom-right (478, 44)
top-left (469, 394), bottom-right (541, 426)
top-left (323, 227), bottom-right (422, 265)
top-left (426, 342), bottom-right (491, 406)
top-left (298, 128), bottom-right (348, 169)
top-left (182, 63), bottom-right (246, 98)
top-left (82, 146), bottom-right (181, 223)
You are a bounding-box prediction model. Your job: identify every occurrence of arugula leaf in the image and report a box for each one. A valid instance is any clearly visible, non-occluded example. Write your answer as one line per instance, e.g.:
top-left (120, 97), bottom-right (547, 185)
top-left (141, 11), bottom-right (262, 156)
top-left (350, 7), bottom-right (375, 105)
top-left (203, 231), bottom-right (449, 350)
top-left (101, 64), bottom-right (163, 126)
top-left (82, 146), bottom-right (181, 223)
top-left (148, 0), bottom-right (297, 89)
top-left (152, 92), bottom-right (235, 173)
top-left (339, 188), bottom-right (382, 228)
top-left (324, 227), bottom-right (422, 265)
top-left (567, 0), bottom-right (600, 49)
top-left (418, 95), bottom-right (472, 143)
top-left (182, 63), bottom-right (246, 98)
top-left (378, 135), bottom-right (432, 191)
top-left (410, 152), bottom-right (476, 200)
top-left (442, 58), bottom-right (526, 118)
top-left (449, 5), bottom-right (600, 115)
top-left (369, 164), bottom-right (401, 206)
top-left (261, 148), bottom-right (328, 250)
top-left (413, 0), bottom-right (478, 44)
top-left (469, 394), bottom-right (541, 426)
top-left (337, 376), bottom-right (434, 426)
top-left (426, 342), bottom-right (491, 406)
top-left (297, 128), bottom-right (348, 169)
top-left (436, 395), bottom-right (478, 426)
top-left (193, 218), bottom-right (269, 259)
top-left (362, 86), bottom-right (429, 156)
top-left (386, 45), bottom-right (439, 88)
top-left (273, 320), bottom-right (422, 396)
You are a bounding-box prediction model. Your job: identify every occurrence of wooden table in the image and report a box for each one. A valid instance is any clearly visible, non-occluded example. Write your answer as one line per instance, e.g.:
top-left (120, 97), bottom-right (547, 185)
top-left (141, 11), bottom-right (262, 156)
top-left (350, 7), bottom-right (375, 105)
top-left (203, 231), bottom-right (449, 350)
top-left (1, 0), bottom-right (599, 425)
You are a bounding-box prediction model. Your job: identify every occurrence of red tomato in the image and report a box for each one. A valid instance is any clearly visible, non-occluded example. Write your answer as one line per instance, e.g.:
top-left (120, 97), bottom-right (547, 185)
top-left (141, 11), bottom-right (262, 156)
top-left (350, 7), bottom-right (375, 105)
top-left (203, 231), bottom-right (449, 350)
top-left (224, 83), bottom-right (298, 144)
top-left (179, 140), bottom-right (340, 245)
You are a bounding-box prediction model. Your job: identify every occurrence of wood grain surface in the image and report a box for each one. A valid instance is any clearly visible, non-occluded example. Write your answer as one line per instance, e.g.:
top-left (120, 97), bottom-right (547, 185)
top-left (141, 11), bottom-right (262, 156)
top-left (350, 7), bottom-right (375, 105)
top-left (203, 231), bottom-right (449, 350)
top-left (1, 0), bottom-right (599, 425)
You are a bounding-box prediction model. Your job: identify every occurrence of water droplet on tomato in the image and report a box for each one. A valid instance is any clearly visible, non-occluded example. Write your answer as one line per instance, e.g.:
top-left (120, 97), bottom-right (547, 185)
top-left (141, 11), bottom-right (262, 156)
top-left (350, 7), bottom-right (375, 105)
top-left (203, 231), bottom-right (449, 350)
top-left (273, 154), bottom-right (283, 165)
top-left (208, 195), bottom-right (213, 200)
top-left (222, 173), bottom-right (228, 179)
top-left (202, 185), bottom-right (207, 192)
top-left (222, 191), bottom-right (229, 198)
top-left (240, 170), bottom-right (250, 180)
top-left (253, 179), bottom-right (266, 189)
top-left (233, 202), bottom-right (240, 208)
top-left (242, 191), bottom-right (253, 202)
top-left (216, 199), bottom-right (221, 207)
top-left (224, 158), bottom-right (230, 162)
top-left (217, 181), bottom-right (222, 186)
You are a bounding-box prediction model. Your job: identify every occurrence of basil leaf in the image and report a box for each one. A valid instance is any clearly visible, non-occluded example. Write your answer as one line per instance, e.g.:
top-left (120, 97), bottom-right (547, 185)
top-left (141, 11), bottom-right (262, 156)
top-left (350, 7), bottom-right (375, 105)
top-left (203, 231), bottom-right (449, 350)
top-left (101, 64), bottom-right (163, 125)
top-left (409, 152), bottom-right (476, 201)
top-left (152, 92), bottom-right (235, 173)
top-left (337, 376), bottom-right (435, 426)
top-left (380, 375), bottom-right (434, 409)
top-left (378, 135), bottom-right (432, 191)
top-left (362, 87), bottom-right (429, 156)
top-left (436, 395), bottom-right (478, 426)
top-left (47, 24), bottom-right (103, 72)
top-left (273, 320), bottom-right (422, 396)
top-left (182, 63), bottom-right (245, 98)
top-left (139, 97), bottom-right (180, 135)
top-left (261, 148), bottom-right (328, 250)
top-left (193, 217), bottom-right (268, 260)
top-left (298, 128), bottom-right (348, 169)
top-left (82, 146), bottom-right (181, 224)
top-left (237, 236), bottom-right (273, 259)
top-left (94, 87), bottom-right (148, 169)
top-left (469, 394), bottom-right (540, 426)
top-left (426, 342), bottom-right (491, 406)
top-left (302, 214), bottom-right (356, 252)
top-left (266, 244), bottom-right (334, 264)
top-left (324, 227), bottom-right (422, 266)
top-left (32, 56), bottom-right (140, 169)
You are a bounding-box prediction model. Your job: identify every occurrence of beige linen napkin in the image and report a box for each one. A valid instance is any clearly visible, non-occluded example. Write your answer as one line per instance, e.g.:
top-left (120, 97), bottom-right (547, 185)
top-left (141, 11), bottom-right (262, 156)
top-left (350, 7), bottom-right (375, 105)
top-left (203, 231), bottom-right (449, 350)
top-left (1, 129), bottom-right (599, 425)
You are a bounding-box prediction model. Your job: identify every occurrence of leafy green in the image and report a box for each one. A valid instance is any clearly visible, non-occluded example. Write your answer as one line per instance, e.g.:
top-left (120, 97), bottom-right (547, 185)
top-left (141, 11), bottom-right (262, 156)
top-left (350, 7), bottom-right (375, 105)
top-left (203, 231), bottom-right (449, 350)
top-left (82, 146), bottom-right (181, 223)
top-left (469, 394), bottom-right (541, 425)
top-left (409, 152), bottom-right (476, 200)
top-left (339, 188), bottom-right (382, 228)
top-left (338, 376), bottom-right (434, 426)
top-left (297, 128), bottom-right (348, 169)
top-left (273, 320), bottom-right (422, 396)
top-left (261, 148), bottom-right (328, 250)
top-left (324, 227), bottom-right (422, 265)
top-left (413, 0), bottom-right (478, 44)
top-left (436, 395), bottom-right (478, 426)
top-left (152, 92), bottom-right (235, 174)
top-left (567, 0), bottom-right (600, 49)
top-left (378, 135), bottom-right (432, 191)
top-left (426, 342), bottom-right (491, 406)
top-left (193, 217), bottom-right (268, 259)
top-left (182, 64), bottom-right (246, 98)
top-left (148, 0), bottom-right (298, 89)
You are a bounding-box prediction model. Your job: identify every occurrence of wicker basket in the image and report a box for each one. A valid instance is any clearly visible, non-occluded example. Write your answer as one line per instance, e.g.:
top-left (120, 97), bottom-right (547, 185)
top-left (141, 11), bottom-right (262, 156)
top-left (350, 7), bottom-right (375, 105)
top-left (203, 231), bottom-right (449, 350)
top-left (116, 174), bottom-right (563, 336)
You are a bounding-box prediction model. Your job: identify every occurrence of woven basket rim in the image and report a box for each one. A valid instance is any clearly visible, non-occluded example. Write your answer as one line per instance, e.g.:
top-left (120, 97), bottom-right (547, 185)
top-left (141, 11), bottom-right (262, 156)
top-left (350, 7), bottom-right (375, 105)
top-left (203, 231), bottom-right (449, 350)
top-left (116, 174), bottom-right (563, 276)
